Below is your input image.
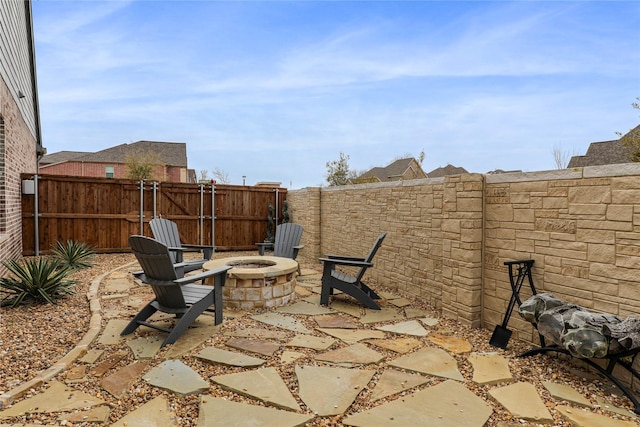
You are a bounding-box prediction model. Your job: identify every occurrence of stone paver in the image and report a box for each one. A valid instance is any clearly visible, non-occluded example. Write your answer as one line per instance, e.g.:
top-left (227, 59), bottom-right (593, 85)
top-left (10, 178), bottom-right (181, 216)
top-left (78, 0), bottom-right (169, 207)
top-left (375, 320), bottom-right (429, 336)
top-left (369, 369), bottom-right (430, 402)
top-left (343, 380), bottom-right (493, 427)
top-left (211, 367), bottom-right (301, 411)
top-left (58, 405), bottom-right (110, 424)
top-left (276, 301), bottom-right (335, 315)
top-left (195, 347), bottom-right (266, 367)
top-left (468, 352), bottom-right (513, 385)
top-left (387, 297), bottom-right (412, 307)
top-left (143, 360), bottom-right (209, 397)
top-left (126, 335), bottom-right (164, 359)
top-left (359, 307), bottom-right (404, 324)
top-left (306, 296), bottom-right (363, 317)
top-left (91, 351), bottom-right (127, 376)
top-left (101, 361), bottom-right (149, 398)
top-left (389, 347), bottom-right (464, 381)
top-left (543, 381), bottom-right (592, 408)
top-left (225, 337), bottom-right (281, 356)
top-left (79, 349), bottom-right (104, 364)
top-left (364, 337), bottom-right (422, 354)
top-left (404, 308), bottom-right (433, 319)
top-left (280, 350), bottom-right (305, 364)
top-left (286, 334), bottom-right (336, 350)
top-left (103, 278), bottom-right (132, 293)
top-left (315, 343), bottom-right (384, 366)
top-left (161, 322), bottom-right (222, 359)
top-left (0, 382), bottom-right (106, 418)
top-left (225, 326), bottom-right (289, 340)
top-left (98, 319), bottom-right (130, 345)
top-left (111, 395), bottom-right (178, 427)
top-left (296, 365), bottom-right (375, 416)
top-left (251, 312), bottom-right (311, 333)
top-left (314, 314), bottom-right (360, 329)
top-left (428, 333), bottom-right (473, 353)
top-left (595, 396), bottom-right (636, 417)
top-left (197, 397), bottom-right (314, 427)
top-left (489, 382), bottom-right (553, 423)
top-left (556, 405), bottom-right (637, 427)
top-left (419, 316), bottom-right (440, 326)
top-left (317, 327), bottom-right (385, 344)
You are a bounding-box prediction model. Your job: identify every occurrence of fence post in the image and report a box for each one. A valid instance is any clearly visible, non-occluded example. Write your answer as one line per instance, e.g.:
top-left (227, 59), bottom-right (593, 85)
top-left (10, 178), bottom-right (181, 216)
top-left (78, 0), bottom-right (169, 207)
top-left (199, 183), bottom-right (204, 245)
top-left (152, 181), bottom-right (158, 218)
top-left (211, 183), bottom-right (215, 247)
top-left (139, 180), bottom-right (144, 234)
top-left (34, 174), bottom-right (40, 256)
top-left (274, 188), bottom-right (279, 225)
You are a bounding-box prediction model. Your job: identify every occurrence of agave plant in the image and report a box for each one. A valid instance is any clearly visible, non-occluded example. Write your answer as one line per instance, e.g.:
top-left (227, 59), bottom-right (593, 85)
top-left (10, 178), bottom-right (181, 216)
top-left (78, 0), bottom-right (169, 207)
top-left (51, 240), bottom-right (95, 270)
top-left (0, 258), bottom-right (75, 307)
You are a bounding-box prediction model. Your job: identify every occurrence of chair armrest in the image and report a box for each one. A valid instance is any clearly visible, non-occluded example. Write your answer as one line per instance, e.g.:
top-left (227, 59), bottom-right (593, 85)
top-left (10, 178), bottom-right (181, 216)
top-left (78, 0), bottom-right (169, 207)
top-left (256, 242), bottom-right (274, 256)
top-left (318, 257), bottom-right (373, 268)
top-left (180, 244), bottom-right (215, 260)
top-left (181, 244), bottom-right (216, 251)
top-left (325, 254), bottom-right (366, 262)
top-left (174, 265), bottom-right (232, 285)
top-left (294, 245), bottom-right (304, 250)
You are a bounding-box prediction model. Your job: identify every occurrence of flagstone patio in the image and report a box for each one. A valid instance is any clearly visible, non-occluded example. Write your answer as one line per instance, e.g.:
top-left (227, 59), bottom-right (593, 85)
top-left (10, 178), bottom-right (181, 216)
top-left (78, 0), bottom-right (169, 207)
top-left (0, 262), bottom-right (638, 427)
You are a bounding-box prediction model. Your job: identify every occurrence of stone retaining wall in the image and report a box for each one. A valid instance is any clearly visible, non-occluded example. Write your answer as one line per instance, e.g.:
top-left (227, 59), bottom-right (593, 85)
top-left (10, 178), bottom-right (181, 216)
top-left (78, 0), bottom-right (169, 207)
top-left (289, 163), bottom-right (640, 343)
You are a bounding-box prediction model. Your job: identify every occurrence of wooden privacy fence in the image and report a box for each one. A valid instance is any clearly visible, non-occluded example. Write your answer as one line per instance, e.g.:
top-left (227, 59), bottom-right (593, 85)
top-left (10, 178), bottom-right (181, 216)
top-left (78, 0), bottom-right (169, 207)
top-left (20, 174), bottom-right (287, 255)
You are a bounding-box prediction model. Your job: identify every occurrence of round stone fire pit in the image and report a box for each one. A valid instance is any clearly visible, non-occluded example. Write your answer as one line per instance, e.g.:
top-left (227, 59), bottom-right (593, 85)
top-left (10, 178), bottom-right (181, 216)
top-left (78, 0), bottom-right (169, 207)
top-left (203, 256), bottom-right (298, 310)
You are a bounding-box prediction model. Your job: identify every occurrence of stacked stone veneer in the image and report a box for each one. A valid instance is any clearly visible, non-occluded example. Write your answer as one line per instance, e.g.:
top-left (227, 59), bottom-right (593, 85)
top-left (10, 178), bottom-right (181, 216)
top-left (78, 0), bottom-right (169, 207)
top-left (223, 271), bottom-right (296, 310)
top-left (205, 257), bottom-right (299, 310)
top-left (289, 164), bottom-right (640, 342)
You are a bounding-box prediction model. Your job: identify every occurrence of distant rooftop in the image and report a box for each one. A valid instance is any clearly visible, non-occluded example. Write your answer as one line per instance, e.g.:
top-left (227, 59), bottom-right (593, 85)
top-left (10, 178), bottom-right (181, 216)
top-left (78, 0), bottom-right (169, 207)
top-left (427, 164), bottom-right (468, 178)
top-left (568, 125), bottom-right (640, 168)
top-left (41, 141), bottom-right (188, 167)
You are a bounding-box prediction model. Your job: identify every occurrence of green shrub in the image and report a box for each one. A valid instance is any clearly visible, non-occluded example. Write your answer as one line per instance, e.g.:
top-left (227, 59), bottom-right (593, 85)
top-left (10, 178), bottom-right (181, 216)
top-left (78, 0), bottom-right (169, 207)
top-left (0, 258), bottom-right (75, 307)
top-left (51, 240), bottom-right (95, 270)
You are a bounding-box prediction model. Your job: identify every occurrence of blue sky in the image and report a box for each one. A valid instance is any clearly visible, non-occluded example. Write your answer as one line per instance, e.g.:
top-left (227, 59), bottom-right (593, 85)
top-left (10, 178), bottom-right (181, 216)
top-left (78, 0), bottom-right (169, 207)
top-left (33, 1), bottom-right (640, 188)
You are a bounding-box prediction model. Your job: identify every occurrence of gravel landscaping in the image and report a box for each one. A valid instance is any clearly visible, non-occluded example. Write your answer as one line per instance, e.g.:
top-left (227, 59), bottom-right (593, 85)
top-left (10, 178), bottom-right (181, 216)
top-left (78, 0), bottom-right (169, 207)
top-left (1, 253), bottom-right (639, 426)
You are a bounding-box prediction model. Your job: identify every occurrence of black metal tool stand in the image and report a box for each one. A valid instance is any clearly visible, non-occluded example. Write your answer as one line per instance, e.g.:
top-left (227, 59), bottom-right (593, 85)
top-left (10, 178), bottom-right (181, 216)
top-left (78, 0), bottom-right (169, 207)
top-left (504, 259), bottom-right (537, 305)
top-left (489, 259), bottom-right (536, 348)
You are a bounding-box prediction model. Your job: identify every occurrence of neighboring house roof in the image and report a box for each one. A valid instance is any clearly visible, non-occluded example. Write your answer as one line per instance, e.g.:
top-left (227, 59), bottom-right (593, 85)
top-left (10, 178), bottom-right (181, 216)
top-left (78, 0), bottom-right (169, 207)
top-left (427, 164), bottom-right (468, 178)
top-left (41, 141), bottom-right (188, 167)
top-left (359, 158), bottom-right (427, 182)
top-left (568, 125), bottom-right (640, 168)
top-left (40, 151), bottom-right (87, 165)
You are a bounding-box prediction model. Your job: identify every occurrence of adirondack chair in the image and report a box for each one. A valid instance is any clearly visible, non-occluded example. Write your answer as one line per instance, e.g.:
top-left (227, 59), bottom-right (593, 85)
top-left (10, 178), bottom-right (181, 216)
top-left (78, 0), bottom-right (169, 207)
top-left (256, 223), bottom-right (304, 273)
top-left (150, 217), bottom-right (215, 271)
top-left (121, 235), bottom-right (231, 347)
top-left (319, 232), bottom-right (387, 310)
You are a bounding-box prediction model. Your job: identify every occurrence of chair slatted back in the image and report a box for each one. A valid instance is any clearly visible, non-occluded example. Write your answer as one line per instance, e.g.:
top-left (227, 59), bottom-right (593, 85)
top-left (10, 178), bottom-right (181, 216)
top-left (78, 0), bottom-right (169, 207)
top-left (150, 218), bottom-right (183, 263)
top-left (128, 235), bottom-right (186, 309)
top-left (355, 232), bottom-right (387, 282)
top-left (274, 223), bottom-right (304, 259)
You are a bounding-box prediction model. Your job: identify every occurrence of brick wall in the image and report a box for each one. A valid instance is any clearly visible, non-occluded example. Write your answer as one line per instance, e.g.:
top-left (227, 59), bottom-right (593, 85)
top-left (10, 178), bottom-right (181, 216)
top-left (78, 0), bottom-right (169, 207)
top-left (40, 161), bottom-right (186, 182)
top-left (290, 163), bottom-right (640, 339)
top-left (0, 76), bottom-right (37, 271)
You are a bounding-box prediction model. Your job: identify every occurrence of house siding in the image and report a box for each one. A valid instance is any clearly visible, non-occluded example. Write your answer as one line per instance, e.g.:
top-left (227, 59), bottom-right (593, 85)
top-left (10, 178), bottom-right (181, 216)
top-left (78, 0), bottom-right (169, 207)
top-left (0, 1), bottom-right (37, 138)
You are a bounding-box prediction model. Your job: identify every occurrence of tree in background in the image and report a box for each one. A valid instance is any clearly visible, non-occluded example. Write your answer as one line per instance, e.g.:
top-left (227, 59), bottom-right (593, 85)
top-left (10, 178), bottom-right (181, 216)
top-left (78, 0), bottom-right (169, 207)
top-left (212, 167), bottom-right (230, 184)
top-left (325, 152), bottom-right (350, 186)
top-left (552, 144), bottom-right (573, 169)
top-left (125, 148), bottom-right (165, 180)
top-left (198, 170), bottom-right (209, 181)
top-left (617, 97), bottom-right (640, 162)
